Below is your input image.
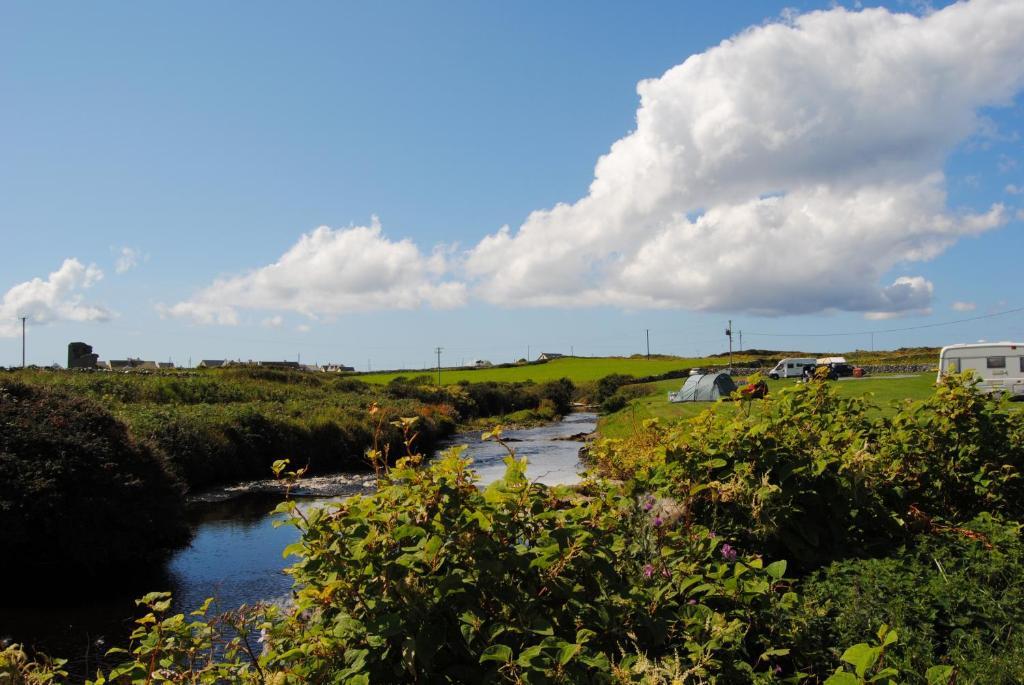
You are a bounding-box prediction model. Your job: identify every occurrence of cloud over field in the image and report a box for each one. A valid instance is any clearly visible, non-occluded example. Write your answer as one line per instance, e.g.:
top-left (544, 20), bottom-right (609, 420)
top-left (466, 0), bottom-right (1022, 316)
top-left (164, 220), bottom-right (466, 325)
top-left (0, 259), bottom-right (110, 336)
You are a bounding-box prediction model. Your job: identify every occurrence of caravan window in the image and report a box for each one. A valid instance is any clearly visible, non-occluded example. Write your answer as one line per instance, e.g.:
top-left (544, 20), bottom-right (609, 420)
top-left (1020, 357), bottom-right (1024, 372)
top-left (787, 363), bottom-right (794, 369)
top-left (987, 356), bottom-right (1006, 369)
top-left (945, 358), bottom-right (960, 373)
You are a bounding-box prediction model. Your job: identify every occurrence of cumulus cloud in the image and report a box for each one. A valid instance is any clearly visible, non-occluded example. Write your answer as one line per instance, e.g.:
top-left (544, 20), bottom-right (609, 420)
top-left (952, 301), bottom-right (977, 312)
top-left (114, 246), bottom-right (144, 274)
top-left (163, 219), bottom-right (466, 324)
top-left (466, 0), bottom-right (1022, 316)
top-left (261, 315), bottom-right (284, 328)
top-left (0, 259), bottom-right (110, 336)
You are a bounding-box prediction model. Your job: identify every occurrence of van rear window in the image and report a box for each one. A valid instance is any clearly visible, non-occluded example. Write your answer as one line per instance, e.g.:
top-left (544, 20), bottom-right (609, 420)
top-left (987, 356), bottom-right (1006, 369)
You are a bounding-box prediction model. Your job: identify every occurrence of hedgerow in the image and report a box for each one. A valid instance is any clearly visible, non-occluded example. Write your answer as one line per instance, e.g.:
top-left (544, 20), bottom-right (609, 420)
top-left (6, 374), bottom-right (1023, 683)
top-left (0, 382), bottom-right (189, 592)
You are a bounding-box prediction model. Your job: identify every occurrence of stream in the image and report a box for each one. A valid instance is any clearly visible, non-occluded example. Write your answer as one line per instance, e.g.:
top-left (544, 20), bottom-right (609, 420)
top-left (0, 412), bottom-right (596, 676)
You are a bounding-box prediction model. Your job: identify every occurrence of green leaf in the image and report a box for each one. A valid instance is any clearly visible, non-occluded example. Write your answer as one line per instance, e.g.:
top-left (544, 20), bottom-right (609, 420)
top-left (824, 672), bottom-right (861, 685)
top-left (479, 644), bottom-right (512, 664)
top-left (516, 644), bottom-right (545, 667)
top-left (558, 643), bottom-right (579, 666)
top-left (841, 643), bottom-right (879, 678)
top-left (765, 560), bottom-right (787, 580)
top-left (926, 665), bottom-right (955, 685)
top-left (282, 542), bottom-right (305, 559)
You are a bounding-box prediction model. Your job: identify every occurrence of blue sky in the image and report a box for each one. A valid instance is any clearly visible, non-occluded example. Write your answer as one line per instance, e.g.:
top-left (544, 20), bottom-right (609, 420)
top-left (2, 0), bottom-right (1022, 368)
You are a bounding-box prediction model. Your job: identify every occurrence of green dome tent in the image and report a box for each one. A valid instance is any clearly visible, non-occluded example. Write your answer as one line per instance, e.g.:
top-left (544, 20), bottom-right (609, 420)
top-left (667, 372), bottom-right (737, 403)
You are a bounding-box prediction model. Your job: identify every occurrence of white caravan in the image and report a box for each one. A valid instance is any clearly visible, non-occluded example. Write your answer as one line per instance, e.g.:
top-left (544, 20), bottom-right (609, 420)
top-left (767, 358), bottom-right (817, 380)
top-left (937, 342), bottom-right (1024, 398)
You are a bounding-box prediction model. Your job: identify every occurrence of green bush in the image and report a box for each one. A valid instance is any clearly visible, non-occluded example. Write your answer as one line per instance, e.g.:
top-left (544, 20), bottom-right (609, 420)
top-left (0, 382), bottom-right (189, 590)
top-left (786, 514), bottom-right (1024, 682)
top-left (80, 455), bottom-right (793, 683)
top-left (589, 375), bottom-right (1024, 569)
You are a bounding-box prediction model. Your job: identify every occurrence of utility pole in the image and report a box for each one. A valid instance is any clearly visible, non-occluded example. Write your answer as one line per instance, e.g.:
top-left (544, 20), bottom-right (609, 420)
top-left (738, 330), bottom-right (743, 352)
top-left (435, 347), bottom-right (443, 385)
top-left (527, 345), bottom-right (530, 361)
top-left (570, 345), bottom-right (574, 357)
top-left (870, 332), bottom-right (874, 352)
top-left (725, 320), bottom-right (733, 370)
top-left (21, 316), bottom-right (26, 368)
top-left (646, 329), bottom-right (650, 359)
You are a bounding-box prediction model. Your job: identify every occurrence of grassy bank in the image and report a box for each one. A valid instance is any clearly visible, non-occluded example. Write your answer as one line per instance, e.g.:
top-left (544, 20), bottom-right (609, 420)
top-left (354, 349), bottom-right (940, 386)
top-left (354, 355), bottom-right (755, 385)
top-left (599, 373), bottom-right (941, 437)
top-left (0, 368), bottom-right (574, 491)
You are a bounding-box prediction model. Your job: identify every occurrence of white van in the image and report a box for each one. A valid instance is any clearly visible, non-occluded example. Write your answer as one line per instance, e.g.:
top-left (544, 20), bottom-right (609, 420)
top-left (937, 342), bottom-right (1024, 398)
top-left (767, 358), bottom-right (817, 380)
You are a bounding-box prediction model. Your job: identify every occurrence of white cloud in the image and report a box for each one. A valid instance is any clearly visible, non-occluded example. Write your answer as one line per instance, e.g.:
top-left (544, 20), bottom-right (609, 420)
top-left (952, 301), bottom-right (977, 312)
top-left (466, 0), bottom-right (1022, 316)
top-left (163, 219), bottom-right (466, 324)
top-left (1007, 184), bottom-right (1023, 195)
top-left (0, 259), bottom-right (110, 337)
top-left (114, 246), bottom-right (143, 274)
top-left (261, 315), bottom-right (284, 328)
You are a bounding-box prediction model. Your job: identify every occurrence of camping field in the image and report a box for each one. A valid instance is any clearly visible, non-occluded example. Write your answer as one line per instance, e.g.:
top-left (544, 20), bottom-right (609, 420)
top-left (353, 355), bottom-right (759, 385)
top-left (598, 373), bottom-right (942, 438)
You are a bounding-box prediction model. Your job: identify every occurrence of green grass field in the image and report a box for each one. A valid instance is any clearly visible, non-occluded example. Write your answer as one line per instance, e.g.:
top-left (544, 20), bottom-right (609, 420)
top-left (353, 355), bottom-right (759, 385)
top-left (598, 373), bottom-right (941, 438)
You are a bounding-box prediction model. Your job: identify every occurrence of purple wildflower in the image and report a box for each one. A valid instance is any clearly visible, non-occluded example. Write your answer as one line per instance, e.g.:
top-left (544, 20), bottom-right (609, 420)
top-left (652, 515), bottom-right (663, 527)
top-left (687, 599), bottom-right (697, 605)
top-left (720, 543), bottom-right (738, 561)
top-left (642, 564), bottom-right (655, 579)
top-left (709, 530), bottom-right (716, 539)
top-left (642, 497), bottom-right (654, 512)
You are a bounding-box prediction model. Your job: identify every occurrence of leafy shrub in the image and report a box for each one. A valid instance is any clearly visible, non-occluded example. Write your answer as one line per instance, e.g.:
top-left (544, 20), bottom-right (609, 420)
top-left (601, 383), bottom-right (654, 414)
top-left (787, 514), bottom-right (1024, 683)
top-left (0, 382), bottom-right (189, 591)
top-left (259, 453), bottom-right (793, 683)
top-left (588, 375), bottom-right (1024, 569)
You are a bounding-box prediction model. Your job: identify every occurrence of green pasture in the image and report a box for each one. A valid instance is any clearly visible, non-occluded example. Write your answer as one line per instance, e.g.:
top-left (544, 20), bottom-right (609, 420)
top-left (599, 373), bottom-right (941, 438)
top-left (353, 355), bottom-right (757, 385)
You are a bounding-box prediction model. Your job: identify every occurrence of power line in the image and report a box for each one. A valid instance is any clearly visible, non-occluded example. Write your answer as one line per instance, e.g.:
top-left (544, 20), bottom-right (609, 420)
top-left (746, 305), bottom-right (1024, 338)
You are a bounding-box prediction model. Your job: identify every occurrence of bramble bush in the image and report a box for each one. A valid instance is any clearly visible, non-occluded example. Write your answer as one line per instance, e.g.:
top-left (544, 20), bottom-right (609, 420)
top-left (786, 512), bottom-right (1024, 683)
top-left (0, 382), bottom-right (189, 592)
top-left (587, 374), bottom-right (1024, 569)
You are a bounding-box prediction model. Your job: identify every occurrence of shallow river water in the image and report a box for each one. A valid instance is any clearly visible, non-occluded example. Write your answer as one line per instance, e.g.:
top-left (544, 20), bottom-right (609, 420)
top-left (1, 412), bottom-right (596, 675)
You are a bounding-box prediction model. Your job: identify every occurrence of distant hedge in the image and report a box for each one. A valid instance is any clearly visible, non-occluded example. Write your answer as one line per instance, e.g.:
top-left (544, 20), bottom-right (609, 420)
top-left (0, 382), bottom-right (190, 590)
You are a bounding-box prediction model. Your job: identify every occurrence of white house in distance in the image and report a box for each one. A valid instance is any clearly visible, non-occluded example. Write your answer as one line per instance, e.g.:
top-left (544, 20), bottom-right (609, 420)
top-left (537, 352), bottom-right (565, 361)
top-left (938, 342), bottom-right (1024, 398)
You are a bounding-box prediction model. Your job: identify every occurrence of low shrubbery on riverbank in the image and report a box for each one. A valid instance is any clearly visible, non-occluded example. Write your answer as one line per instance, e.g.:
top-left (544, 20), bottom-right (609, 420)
top-left (9, 375), bottom-right (1024, 682)
top-left (0, 368), bottom-right (575, 491)
top-left (0, 382), bottom-right (189, 592)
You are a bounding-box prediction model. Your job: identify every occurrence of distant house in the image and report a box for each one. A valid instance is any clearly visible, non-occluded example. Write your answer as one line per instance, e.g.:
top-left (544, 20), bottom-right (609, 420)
top-left (198, 360), bottom-right (227, 369)
top-left (474, 359), bottom-right (493, 368)
top-left (103, 358), bottom-right (161, 371)
top-left (537, 352), bottom-right (565, 361)
top-left (321, 363), bottom-right (355, 373)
